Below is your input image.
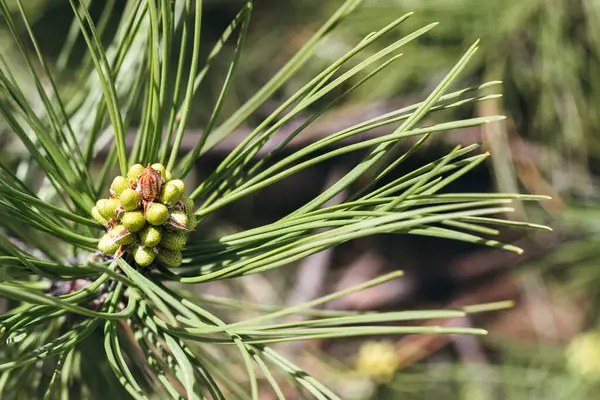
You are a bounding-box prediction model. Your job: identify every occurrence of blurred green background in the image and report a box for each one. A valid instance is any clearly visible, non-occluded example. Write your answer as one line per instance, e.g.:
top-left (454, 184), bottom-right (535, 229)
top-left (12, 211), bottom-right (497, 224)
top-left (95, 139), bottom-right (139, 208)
top-left (2, 0), bottom-right (600, 398)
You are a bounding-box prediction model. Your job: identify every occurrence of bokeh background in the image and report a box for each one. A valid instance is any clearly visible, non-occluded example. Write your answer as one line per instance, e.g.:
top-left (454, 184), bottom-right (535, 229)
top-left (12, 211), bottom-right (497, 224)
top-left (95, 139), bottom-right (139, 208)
top-left (2, 0), bottom-right (600, 398)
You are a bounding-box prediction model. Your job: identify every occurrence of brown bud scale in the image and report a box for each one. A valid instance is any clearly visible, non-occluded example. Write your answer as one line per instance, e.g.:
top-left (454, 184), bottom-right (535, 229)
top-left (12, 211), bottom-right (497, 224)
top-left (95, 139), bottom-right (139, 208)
top-left (136, 164), bottom-right (163, 202)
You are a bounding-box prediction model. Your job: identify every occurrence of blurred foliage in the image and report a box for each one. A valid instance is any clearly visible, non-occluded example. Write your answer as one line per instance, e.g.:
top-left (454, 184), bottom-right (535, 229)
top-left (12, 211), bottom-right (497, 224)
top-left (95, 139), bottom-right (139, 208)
top-left (241, 0), bottom-right (600, 181)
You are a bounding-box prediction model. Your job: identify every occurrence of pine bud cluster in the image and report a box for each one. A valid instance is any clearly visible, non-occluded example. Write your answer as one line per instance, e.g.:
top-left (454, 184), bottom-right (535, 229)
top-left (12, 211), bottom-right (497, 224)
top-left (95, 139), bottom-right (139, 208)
top-left (91, 163), bottom-right (196, 267)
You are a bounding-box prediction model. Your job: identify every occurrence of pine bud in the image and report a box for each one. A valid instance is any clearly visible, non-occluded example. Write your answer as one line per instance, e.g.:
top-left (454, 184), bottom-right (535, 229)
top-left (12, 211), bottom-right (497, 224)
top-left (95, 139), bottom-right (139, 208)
top-left (165, 169), bottom-right (172, 182)
top-left (168, 179), bottom-right (185, 194)
top-left (98, 233), bottom-right (120, 255)
top-left (138, 164), bottom-right (163, 202)
top-left (146, 203), bottom-right (169, 226)
top-left (119, 188), bottom-right (141, 211)
top-left (157, 248), bottom-right (182, 268)
top-left (160, 230), bottom-right (187, 251)
top-left (127, 164), bottom-right (145, 179)
top-left (110, 176), bottom-right (130, 197)
top-left (96, 198), bottom-right (119, 220)
top-left (159, 181), bottom-right (184, 206)
top-left (121, 211), bottom-right (145, 232)
top-left (91, 206), bottom-right (108, 226)
top-left (139, 226), bottom-right (162, 247)
top-left (133, 245), bottom-right (156, 267)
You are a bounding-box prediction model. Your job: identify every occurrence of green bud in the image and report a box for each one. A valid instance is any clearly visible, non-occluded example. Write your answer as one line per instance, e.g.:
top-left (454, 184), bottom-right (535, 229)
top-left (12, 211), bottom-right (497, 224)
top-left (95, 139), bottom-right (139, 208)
top-left (119, 188), bottom-right (141, 211)
top-left (165, 169), bottom-right (172, 182)
top-left (146, 203), bottom-right (169, 226)
top-left (159, 182), bottom-right (183, 206)
top-left (139, 226), bottom-right (162, 247)
top-left (157, 248), bottom-right (183, 268)
top-left (168, 179), bottom-right (185, 194)
top-left (91, 206), bottom-right (108, 226)
top-left (96, 198), bottom-right (119, 220)
top-left (127, 164), bottom-right (145, 179)
top-left (166, 210), bottom-right (189, 231)
top-left (151, 163), bottom-right (167, 181)
top-left (98, 233), bottom-right (120, 255)
top-left (121, 211), bottom-right (145, 232)
top-left (109, 224), bottom-right (135, 245)
top-left (160, 230), bottom-right (187, 251)
top-left (110, 176), bottom-right (130, 196)
top-left (133, 245), bottom-right (156, 267)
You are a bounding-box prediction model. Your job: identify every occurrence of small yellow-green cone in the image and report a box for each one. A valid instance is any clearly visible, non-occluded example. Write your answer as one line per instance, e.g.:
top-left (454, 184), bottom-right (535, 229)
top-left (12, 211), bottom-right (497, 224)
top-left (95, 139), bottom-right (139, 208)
top-left (119, 188), bottom-right (141, 211)
top-left (139, 226), bottom-right (162, 247)
top-left (133, 245), bottom-right (156, 267)
top-left (151, 163), bottom-right (167, 181)
top-left (109, 224), bottom-right (135, 245)
top-left (157, 248), bottom-right (182, 267)
top-left (161, 230), bottom-right (187, 251)
top-left (96, 198), bottom-right (119, 220)
top-left (98, 233), bottom-right (120, 255)
top-left (159, 182), bottom-right (183, 206)
top-left (167, 210), bottom-right (189, 230)
top-left (165, 169), bottom-right (172, 182)
top-left (91, 206), bottom-right (108, 226)
top-left (121, 211), bottom-right (145, 232)
top-left (110, 176), bottom-right (130, 196)
top-left (146, 203), bottom-right (169, 226)
top-left (127, 164), bottom-right (145, 179)
top-left (566, 332), bottom-right (600, 378)
top-left (355, 340), bottom-right (399, 383)
top-left (168, 179), bottom-right (185, 194)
